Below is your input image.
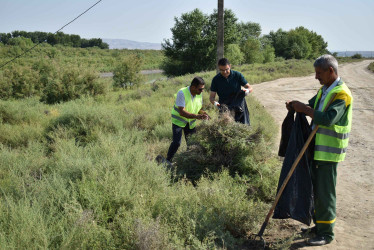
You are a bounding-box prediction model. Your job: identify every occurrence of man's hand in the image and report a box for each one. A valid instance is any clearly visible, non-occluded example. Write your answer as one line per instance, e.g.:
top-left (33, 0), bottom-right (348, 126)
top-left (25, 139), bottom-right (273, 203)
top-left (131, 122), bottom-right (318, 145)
top-left (196, 114), bottom-right (210, 120)
top-left (288, 100), bottom-right (315, 118)
top-left (243, 84), bottom-right (253, 96)
top-left (291, 101), bottom-right (306, 113)
top-left (197, 110), bottom-right (210, 120)
top-left (285, 101), bottom-right (295, 112)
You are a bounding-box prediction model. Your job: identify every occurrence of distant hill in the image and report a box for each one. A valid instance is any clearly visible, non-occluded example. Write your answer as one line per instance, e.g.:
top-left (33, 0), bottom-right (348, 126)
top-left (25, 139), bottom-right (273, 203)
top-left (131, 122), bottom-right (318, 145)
top-left (102, 38), bottom-right (161, 50)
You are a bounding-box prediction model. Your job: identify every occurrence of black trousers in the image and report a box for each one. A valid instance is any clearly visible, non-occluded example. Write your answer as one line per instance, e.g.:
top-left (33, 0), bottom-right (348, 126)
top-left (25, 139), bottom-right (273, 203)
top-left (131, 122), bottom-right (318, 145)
top-left (166, 123), bottom-right (196, 161)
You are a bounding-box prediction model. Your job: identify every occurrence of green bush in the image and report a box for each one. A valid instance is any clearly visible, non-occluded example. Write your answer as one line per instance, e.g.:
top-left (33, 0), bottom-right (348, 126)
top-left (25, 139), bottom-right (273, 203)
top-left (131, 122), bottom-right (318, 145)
top-left (173, 114), bottom-right (278, 201)
top-left (1, 65), bottom-right (40, 99)
top-left (113, 54), bottom-right (144, 89)
top-left (1, 60), bottom-right (322, 248)
top-left (40, 68), bottom-right (106, 104)
top-left (44, 101), bottom-right (122, 147)
top-left (351, 53), bottom-right (362, 59)
top-left (225, 44), bottom-right (244, 65)
top-left (368, 62), bottom-right (374, 72)
top-left (263, 44), bottom-right (276, 63)
top-left (241, 38), bottom-right (264, 64)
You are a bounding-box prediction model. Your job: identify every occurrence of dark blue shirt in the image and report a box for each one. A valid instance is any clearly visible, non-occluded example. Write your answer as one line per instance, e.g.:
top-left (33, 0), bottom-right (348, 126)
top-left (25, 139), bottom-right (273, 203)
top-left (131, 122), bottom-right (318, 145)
top-left (210, 70), bottom-right (247, 103)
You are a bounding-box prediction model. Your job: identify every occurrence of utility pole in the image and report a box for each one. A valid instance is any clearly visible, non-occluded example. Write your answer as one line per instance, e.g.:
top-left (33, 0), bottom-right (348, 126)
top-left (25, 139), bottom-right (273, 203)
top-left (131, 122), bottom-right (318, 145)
top-left (217, 0), bottom-right (224, 73)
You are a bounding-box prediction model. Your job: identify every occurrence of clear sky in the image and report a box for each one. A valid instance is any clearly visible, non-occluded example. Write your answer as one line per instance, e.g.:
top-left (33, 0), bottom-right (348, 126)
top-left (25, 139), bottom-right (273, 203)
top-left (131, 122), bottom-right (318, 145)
top-left (1, 0), bottom-right (373, 51)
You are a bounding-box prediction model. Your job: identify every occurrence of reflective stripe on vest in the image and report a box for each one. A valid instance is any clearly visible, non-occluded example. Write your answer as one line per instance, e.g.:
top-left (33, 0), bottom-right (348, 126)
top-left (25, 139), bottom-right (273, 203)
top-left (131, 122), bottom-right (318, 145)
top-left (171, 87), bottom-right (202, 129)
top-left (313, 81), bottom-right (353, 162)
top-left (318, 127), bottom-right (350, 140)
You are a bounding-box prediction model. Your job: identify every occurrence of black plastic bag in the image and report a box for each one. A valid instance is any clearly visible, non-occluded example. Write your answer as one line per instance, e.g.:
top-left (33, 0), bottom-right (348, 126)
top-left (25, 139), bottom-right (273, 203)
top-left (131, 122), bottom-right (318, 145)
top-left (273, 112), bottom-right (314, 225)
top-left (278, 110), bottom-right (295, 157)
top-left (219, 90), bottom-right (250, 125)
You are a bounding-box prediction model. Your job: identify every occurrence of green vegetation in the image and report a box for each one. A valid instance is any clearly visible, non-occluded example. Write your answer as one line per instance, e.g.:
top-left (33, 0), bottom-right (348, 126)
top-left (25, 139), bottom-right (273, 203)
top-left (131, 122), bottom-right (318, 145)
top-left (0, 42), bottom-right (164, 72)
top-left (351, 53), bottom-right (363, 59)
top-left (0, 31), bottom-right (109, 49)
top-left (266, 27), bottom-right (328, 60)
top-left (0, 44), bottom-right (164, 102)
top-left (162, 8), bottom-right (328, 76)
top-left (0, 54), bottom-right (325, 248)
top-left (368, 62), bottom-right (374, 73)
top-left (0, 76), bottom-right (277, 249)
top-left (113, 54), bottom-right (144, 89)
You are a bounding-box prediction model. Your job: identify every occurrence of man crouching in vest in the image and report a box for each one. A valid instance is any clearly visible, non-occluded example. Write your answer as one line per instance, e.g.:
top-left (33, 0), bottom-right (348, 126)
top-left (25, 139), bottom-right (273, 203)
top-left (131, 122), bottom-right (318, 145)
top-left (166, 76), bottom-right (210, 163)
top-left (286, 54), bottom-right (353, 246)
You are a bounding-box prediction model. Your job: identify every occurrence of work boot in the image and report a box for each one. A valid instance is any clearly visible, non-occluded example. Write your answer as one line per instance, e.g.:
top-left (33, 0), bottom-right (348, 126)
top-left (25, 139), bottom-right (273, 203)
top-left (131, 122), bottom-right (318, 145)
top-left (306, 236), bottom-right (331, 246)
top-left (301, 226), bottom-right (316, 234)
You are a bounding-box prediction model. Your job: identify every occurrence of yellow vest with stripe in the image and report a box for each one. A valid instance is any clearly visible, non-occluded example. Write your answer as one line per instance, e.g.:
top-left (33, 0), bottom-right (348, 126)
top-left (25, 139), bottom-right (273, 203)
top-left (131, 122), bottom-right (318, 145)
top-left (171, 87), bottom-right (203, 129)
top-left (313, 81), bottom-right (353, 162)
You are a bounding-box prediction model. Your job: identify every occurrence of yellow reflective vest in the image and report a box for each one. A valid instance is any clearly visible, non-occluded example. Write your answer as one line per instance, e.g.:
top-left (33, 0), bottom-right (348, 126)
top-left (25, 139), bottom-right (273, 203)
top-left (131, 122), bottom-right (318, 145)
top-left (171, 87), bottom-right (203, 129)
top-left (314, 81), bottom-right (353, 162)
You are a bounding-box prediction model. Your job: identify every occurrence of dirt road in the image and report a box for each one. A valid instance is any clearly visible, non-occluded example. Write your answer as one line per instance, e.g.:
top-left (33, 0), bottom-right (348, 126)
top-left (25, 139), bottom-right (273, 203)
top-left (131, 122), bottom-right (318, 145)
top-left (252, 60), bottom-right (374, 249)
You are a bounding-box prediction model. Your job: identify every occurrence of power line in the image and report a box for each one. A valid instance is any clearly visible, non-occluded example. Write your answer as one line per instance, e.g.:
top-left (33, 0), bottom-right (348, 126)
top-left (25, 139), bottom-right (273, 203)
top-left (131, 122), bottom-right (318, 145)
top-left (0, 0), bottom-right (102, 70)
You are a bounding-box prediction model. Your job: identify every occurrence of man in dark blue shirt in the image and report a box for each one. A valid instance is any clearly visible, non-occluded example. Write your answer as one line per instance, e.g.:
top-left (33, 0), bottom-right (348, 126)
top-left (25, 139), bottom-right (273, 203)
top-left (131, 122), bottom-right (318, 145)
top-left (210, 58), bottom-right (253, 124)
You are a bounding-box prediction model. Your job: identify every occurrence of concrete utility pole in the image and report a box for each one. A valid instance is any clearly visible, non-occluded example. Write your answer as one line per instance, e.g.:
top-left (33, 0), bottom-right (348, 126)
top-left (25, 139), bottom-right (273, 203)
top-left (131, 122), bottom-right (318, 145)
top-left (216, 0), bottom-right (224, 73)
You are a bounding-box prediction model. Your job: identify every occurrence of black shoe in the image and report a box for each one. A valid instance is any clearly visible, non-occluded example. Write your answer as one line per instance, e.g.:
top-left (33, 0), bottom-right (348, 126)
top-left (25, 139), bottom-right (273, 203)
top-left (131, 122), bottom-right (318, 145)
top-left (306, 236), bottom-right (331, 246)
top-left (301, 226), bottom-right (316, 234)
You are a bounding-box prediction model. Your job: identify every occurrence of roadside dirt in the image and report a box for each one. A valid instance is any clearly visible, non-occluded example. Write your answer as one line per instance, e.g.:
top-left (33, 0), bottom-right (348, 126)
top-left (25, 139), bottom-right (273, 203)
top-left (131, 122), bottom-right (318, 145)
top-left (252, 60), bottom-right (374, 249)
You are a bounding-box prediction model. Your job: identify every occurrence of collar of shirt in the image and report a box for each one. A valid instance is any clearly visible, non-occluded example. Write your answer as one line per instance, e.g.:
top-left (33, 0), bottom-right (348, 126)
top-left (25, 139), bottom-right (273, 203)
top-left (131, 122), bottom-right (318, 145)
top-left (188, 86), bottom-right (195, 101)
top-left (317, 77), bottom-right (341, 111)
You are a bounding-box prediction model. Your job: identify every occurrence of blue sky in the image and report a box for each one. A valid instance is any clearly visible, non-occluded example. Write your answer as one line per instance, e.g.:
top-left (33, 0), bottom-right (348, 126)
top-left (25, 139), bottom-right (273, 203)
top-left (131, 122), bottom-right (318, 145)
top-left (1, 0), bottom-right (373, 51)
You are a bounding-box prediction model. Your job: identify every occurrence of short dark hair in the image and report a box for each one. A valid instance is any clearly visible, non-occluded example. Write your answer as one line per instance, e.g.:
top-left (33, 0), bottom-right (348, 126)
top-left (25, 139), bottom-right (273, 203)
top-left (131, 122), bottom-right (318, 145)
top-left (218, 58), bottom-right (230, 66)
top-left (190, 76), bottom-right (205, 87)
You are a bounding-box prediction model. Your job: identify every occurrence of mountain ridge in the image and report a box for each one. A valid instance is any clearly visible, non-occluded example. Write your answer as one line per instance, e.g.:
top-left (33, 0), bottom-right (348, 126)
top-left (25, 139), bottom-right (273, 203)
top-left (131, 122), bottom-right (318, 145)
top-left (102, 38), bottom-right (161, 50)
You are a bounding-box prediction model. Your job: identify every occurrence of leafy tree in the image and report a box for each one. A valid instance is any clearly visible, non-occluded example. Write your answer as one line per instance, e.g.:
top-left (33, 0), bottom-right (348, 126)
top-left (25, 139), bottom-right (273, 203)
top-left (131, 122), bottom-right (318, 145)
top-left (225, 44), bottom-right (244, 65)
top-left (113, 55), bottom-right (144, 89)
top-left (162, 9), bottom-right (211, 76)
top-left (206, 9), bottom-right (241, 61)
top-left (237, 21), bottom-right (261, 43)
top-left (351, 53), bottom-right (362, 59)
top-left (162, 8), bottom-right (243, 76)
top-left (7, 37), bottom-right (34, 48)
top-left (287, 29), bottom-right (312, 59)
top-left (262, 44), bottom-right (276, 63)
top-left (240, 38), bottom-right (264, 64)
top-left (1, 31), bottom-right (108, 49)
top-left (266, 27), bottom-right (328, 59)
top-left (266, 29), bottom-right (290, 59)
top-left (292, 26), bottom-right (327, 59)
top-left (0, 33), bottom-right (12, 44)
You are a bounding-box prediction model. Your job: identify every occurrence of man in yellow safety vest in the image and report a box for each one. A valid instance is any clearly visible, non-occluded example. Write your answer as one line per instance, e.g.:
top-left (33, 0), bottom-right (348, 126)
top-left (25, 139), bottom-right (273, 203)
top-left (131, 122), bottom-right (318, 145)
top-left (287, 54), bottom-right (353, 246)
top-left (166, 76), bottom-right (210, 163)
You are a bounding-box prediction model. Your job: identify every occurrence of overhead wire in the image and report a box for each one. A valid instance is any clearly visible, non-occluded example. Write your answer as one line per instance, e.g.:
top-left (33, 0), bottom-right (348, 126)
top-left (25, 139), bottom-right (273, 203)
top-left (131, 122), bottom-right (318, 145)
top-left (0, 0), bottom-right (103, 70)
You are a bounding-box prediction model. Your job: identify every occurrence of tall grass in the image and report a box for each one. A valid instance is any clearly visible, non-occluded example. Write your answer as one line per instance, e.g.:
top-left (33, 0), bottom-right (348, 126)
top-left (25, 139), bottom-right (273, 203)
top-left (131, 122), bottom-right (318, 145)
top-left (0, 59), bottom-right (322, 248)
top-left (0, 44), bottom-right (164, 72)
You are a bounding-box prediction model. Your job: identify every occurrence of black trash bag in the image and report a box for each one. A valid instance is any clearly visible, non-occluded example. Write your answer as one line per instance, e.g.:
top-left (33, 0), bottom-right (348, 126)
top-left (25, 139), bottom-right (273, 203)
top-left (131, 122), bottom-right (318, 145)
top-left (219, 90), bottom-right (250, 125)
top-left (278, 110), bottom-right (295, 157)
top-left (273, 112), bottom-right (314, 225)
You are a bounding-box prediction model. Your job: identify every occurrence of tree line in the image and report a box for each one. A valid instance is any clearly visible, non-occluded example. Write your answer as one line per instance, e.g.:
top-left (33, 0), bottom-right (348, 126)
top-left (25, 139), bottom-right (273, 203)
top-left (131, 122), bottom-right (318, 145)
top-left (162, 8), bottom-right (329, 76)
top-left (0, 31), bottom-right (109, 49)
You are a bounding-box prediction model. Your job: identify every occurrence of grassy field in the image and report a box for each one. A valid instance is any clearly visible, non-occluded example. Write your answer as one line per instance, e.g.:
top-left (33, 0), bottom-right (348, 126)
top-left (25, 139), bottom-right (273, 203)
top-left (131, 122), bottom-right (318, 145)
top-left (0, 48), bottom-right (365, 248)
top-left (0, 43), bottom-right (164, 72)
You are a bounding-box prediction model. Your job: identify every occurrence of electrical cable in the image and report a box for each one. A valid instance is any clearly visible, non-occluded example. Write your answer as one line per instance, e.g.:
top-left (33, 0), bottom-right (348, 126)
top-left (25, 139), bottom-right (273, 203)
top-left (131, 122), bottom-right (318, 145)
top-left (0, 0), bottom-right (102, 70)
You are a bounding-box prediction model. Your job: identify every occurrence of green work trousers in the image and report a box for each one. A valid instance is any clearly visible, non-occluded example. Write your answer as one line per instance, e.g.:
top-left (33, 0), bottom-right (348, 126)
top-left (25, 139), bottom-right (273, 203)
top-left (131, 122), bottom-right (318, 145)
top-left (310, 161), bottom-right (338, 242)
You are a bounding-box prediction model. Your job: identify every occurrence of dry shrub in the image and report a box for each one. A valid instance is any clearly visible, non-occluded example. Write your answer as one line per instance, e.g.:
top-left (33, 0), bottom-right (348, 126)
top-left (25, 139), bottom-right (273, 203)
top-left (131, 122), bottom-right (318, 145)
top-left (174, 112), bottom-right (277, 201)
top-left (135, 218), bottom-right (167, 250)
